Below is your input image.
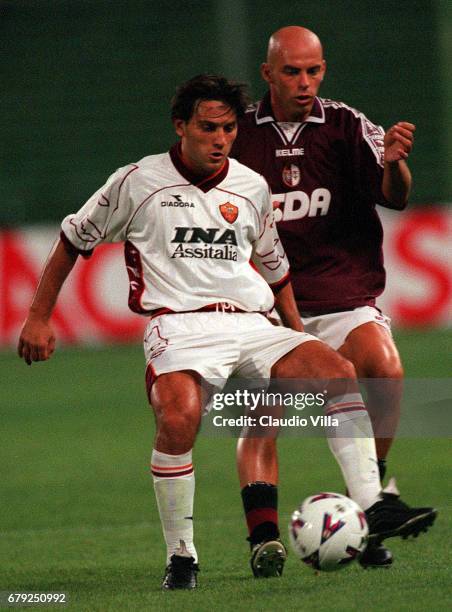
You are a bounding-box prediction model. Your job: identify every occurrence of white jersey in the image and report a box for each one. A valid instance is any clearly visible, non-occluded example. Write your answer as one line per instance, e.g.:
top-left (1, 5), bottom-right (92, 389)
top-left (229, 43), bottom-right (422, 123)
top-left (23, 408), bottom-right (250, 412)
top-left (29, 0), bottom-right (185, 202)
top-left (61, 145), bottom-right (290, 315)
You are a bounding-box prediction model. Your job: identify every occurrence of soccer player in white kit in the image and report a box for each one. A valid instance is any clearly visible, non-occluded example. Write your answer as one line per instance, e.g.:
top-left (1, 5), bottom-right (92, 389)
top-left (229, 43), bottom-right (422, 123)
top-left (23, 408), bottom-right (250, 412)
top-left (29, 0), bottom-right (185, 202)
top-left (18, 75), bottom-right (433, 589)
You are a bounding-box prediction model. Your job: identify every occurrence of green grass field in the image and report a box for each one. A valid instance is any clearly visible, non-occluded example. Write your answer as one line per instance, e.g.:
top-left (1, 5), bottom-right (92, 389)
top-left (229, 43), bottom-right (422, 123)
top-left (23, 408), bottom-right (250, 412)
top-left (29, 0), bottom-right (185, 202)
top-left (1, 330), bottom-right (451, 611)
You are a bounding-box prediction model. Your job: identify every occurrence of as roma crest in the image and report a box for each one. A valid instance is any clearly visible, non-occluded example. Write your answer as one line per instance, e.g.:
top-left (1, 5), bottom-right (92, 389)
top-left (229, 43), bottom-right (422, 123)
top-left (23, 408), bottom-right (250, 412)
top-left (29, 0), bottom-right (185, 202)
top-left (282, 163), bottom-right (301, 187)
top-left (219, 202), bottom-right (238, 223)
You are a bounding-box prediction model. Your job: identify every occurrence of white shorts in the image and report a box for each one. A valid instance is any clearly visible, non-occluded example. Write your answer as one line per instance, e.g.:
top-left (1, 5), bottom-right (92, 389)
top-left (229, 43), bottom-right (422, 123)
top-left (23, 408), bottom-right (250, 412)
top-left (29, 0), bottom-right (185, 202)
top-left (301, 306), bottom-right (392, 350)
top-left (143, 312), bottom-right (319, 408)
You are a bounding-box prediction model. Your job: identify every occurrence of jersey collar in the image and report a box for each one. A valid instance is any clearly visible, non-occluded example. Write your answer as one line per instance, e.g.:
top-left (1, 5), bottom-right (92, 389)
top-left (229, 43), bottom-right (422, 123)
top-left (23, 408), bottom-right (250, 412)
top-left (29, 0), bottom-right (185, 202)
top-left (255, 92), bottom-right (325, 125)
top-left (169, 143), bottom-right (229, 193)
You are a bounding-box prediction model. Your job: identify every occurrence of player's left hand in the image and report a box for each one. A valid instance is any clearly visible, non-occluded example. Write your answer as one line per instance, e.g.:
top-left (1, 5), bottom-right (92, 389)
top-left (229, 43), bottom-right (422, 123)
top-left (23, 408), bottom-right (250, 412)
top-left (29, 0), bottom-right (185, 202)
top-left (384, 122), bottom-right (415, 163)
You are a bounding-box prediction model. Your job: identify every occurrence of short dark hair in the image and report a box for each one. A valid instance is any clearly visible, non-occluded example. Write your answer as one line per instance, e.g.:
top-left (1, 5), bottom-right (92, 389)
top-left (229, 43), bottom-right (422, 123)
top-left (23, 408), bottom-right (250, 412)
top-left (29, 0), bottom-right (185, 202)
top-left (171, 74), bottom-right (250, 122)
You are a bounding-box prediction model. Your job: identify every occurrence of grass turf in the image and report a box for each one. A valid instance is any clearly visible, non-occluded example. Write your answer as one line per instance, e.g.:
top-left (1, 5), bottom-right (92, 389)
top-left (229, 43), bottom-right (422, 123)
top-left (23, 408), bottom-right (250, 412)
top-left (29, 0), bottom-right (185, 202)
top-left (1, 329), bottom-right (451, 610)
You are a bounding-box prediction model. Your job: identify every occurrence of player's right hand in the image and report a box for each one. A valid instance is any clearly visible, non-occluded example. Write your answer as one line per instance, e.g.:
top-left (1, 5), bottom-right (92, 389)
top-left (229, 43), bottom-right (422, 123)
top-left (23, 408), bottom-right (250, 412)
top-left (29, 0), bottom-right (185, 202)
top-left (17, 317), bottom-right (56, 365)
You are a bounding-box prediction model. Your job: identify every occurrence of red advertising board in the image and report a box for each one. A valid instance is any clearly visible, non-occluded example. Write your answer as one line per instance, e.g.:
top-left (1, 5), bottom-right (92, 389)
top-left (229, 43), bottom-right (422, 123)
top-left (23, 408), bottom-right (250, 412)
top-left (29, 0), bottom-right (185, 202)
top-left (1, 207), bottom-right (451, 346)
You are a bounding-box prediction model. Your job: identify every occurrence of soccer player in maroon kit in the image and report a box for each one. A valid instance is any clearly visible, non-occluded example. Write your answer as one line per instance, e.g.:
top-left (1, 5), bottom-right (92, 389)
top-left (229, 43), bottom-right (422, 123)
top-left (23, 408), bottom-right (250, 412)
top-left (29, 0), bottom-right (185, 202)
top-left (231, 26), bottom-right (434, 570)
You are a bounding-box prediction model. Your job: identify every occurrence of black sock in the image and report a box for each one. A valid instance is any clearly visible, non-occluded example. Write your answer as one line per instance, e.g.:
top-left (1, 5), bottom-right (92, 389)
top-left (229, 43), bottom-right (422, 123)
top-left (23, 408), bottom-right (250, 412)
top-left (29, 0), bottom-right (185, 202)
top-left (378, 459), bottom-right (387, 483)
top-left (241, 482), bottom-right (279, 545)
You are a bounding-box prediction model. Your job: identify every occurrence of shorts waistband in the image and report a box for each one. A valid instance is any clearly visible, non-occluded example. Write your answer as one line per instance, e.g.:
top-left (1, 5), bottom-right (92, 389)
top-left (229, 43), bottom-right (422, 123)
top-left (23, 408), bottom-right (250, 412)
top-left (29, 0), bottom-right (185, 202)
top-left (301, 304), bottom-right (380, 317)
top-left (149, 303), bottom-right (265, 320)
top-left (301, 306), bottom-right (357, 317)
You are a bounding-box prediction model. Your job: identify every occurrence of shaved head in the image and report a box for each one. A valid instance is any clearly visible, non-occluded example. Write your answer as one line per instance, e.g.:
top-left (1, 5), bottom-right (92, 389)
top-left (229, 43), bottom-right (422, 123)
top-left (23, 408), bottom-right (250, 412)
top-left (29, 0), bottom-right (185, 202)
top-left (261, 25), bottom-right (326, 122)
top-left (267, 26), bottom-right (323, 65)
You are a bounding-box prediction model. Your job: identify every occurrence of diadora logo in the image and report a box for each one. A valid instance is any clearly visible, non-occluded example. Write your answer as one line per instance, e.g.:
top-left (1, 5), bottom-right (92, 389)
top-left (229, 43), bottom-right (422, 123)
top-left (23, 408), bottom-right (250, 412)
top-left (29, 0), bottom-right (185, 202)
top-left (170, 226), bottom-right (238, 261)
top-left (273, 189), bottom-right (331, 222)
top-left (161, 194), bottom-right (195, 207)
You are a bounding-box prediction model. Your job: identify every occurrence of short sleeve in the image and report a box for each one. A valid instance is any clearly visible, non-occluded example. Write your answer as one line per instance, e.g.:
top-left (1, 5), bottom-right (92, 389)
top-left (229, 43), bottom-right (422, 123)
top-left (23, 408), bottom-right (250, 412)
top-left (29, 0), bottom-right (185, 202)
top-left (61, 164), bottom-right (139, 257)
top-left (347, 113), bottom-right (391, 207)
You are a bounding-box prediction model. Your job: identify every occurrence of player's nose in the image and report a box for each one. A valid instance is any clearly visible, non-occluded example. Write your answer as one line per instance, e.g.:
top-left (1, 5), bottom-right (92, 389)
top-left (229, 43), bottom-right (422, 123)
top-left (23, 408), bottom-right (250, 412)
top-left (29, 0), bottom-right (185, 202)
top-left (298, 71), bottom-right (309, 89)
top-left (213, 129), bottom-right (227, 147)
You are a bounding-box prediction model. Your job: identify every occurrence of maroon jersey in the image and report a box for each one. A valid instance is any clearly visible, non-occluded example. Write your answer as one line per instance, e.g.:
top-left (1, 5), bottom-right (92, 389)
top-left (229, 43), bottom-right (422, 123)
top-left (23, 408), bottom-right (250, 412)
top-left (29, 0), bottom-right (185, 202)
top-left (231, 93), bottom-right (393, 313)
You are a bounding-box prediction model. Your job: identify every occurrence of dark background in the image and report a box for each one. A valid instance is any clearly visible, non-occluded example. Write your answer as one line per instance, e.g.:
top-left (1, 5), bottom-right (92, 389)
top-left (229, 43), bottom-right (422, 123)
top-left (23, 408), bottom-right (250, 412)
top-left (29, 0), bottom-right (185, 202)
top-left (2, 0), bottom-right (450, 225)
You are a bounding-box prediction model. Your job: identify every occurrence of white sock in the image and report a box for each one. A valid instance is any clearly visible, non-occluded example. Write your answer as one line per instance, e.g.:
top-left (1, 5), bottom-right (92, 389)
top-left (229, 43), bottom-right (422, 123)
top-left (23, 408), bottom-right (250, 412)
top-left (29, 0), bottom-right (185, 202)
top-left (325, 393), bottom-right (382, 510)
top-left (151, 449), bottom-right (197, 564)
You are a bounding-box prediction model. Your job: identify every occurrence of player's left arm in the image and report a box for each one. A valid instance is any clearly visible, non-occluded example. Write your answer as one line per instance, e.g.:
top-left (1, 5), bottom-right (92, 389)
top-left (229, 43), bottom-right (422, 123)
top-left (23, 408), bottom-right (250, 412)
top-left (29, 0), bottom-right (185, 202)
top-left (273, 282), bottom-right (304, 332)
top-left (382, 121), bottom-right (415, 209)
top-left (250, 179), bottom-right (304, 332)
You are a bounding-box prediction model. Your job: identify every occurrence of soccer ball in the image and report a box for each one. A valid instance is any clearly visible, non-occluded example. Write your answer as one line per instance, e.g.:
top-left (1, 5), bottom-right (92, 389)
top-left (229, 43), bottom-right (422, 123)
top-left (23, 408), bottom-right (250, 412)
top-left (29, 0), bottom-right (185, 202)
top-left (289, 492), bottom-right (368, 571)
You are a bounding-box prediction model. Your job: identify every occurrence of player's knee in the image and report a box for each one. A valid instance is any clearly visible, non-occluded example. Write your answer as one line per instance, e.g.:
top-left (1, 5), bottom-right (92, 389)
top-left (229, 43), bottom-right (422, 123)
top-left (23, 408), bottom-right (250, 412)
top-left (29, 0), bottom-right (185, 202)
top-left (152, 388), bottom-right (201, 445)
top-left (367, 351), bottom-right (404, 380)
top-left (319, 350), bottom-right (357, 380)
top-left (332, 355), bottom-right (357, 379)
top-left (158, 403), bottom-right (200, 429)
top-left (272, 342), bottom-right (357, 380)
top-left (370, 359), bottom-right (404, 380)
top-left (156, 407), bottom-right (201, 449)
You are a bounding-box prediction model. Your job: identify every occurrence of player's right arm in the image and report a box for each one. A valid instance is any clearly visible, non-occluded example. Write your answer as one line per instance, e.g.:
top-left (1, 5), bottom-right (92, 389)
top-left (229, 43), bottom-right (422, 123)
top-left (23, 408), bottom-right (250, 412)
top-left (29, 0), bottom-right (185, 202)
top-left (17, 239), bottom-right (79, 365)
top-left (18, 163), bottom-right (138, 365)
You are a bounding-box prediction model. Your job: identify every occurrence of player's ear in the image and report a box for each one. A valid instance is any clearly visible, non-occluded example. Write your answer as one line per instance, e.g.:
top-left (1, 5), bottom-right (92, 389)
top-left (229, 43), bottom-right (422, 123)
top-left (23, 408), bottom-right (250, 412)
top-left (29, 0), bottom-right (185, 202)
top-left (173, 118), bottom-right (186, 138)
top-left (261, 62), bottom-right (273, 84)
top-left (320, 60), bottom-right (327, 81)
